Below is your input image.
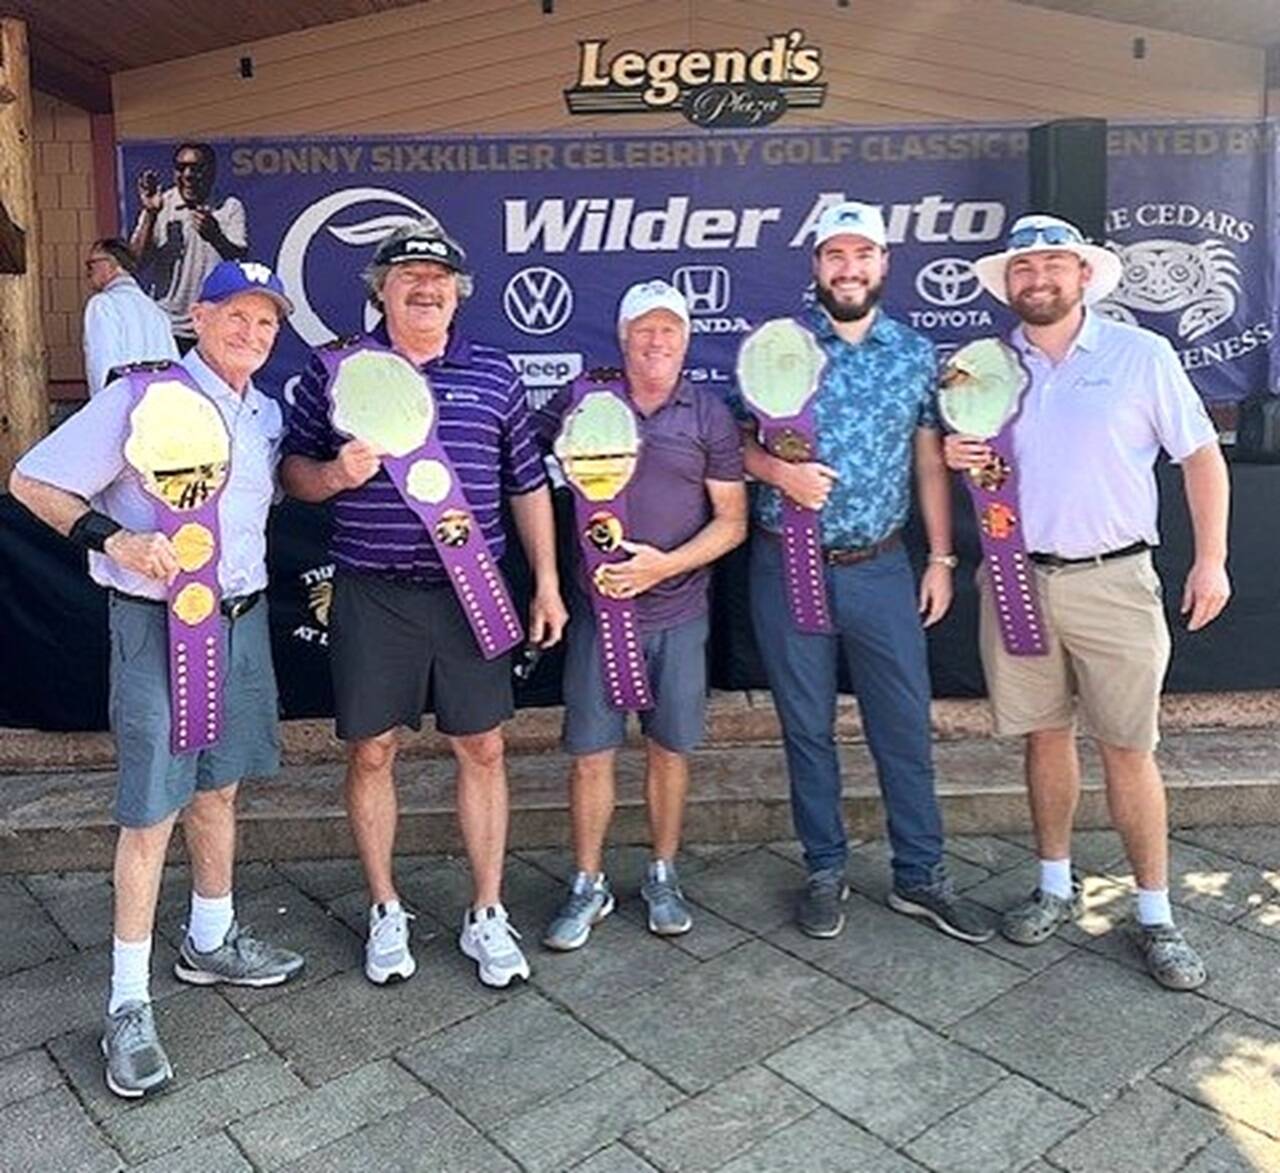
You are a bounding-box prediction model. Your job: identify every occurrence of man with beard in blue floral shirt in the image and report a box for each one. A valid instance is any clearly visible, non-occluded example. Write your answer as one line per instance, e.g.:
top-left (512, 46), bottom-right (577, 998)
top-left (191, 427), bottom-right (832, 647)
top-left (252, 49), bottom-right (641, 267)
top-left (741, 201), bottom-right (992, 943)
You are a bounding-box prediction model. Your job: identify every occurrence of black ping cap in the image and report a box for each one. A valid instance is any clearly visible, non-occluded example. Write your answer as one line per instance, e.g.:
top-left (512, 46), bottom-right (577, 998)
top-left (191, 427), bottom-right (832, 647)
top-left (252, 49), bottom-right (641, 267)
top-left (373, 230), bottom-right (467, 274)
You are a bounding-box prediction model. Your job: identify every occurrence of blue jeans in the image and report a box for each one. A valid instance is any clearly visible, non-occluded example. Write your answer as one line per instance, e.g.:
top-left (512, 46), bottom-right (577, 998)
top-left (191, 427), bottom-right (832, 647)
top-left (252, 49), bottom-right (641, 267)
top-left (749, 536), bottom-right (944, 888)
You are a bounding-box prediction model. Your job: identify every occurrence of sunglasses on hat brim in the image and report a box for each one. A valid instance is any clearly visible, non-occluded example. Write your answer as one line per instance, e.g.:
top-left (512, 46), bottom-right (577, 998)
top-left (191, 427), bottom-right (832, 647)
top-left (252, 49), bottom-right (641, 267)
top-left (1006, 224), bottom-right (1085, 250)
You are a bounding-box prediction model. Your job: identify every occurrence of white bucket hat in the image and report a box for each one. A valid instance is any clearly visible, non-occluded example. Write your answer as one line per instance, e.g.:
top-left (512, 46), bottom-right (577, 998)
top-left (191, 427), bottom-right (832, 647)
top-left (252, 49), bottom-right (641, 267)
top-left (973, 213), bottom-right (1122, 305)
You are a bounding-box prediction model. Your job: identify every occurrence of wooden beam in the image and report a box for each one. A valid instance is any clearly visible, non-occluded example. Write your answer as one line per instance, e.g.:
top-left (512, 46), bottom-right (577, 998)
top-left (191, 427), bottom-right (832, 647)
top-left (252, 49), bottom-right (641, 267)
top-left (91, 111), bottom-right (117, 237)
top-left (0, 18), bottom-right (47, 483)
top-left (28, 32), bottom-right (111, 114)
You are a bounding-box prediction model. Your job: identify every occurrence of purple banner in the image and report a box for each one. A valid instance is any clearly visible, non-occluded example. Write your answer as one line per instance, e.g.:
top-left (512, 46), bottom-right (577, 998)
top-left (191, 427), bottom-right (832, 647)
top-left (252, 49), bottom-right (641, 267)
top-left (120, 120), bottom-right (1277, 407)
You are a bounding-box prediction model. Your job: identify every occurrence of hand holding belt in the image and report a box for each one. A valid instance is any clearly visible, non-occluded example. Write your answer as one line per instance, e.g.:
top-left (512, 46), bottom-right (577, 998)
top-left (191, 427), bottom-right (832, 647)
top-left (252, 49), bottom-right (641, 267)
top-left (119, 362), bottom-right (231, 753)
top-left (938, 339), bottom-right (1047, 657)
top-left (737, 317), bottom-right (833, 633)
top-left (554, 369), bottom-right (652, 711)
top-left (320, 340), bottom-right (522, 660)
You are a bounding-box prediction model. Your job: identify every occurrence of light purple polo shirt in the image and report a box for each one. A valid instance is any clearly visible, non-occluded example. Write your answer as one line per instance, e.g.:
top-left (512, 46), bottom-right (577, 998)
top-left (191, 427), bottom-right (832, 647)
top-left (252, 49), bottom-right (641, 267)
top-left (1008, 312), bottom-right (1217, 559)
top-left (17, 348), bottom-right (283, 600)
top-left (540, 379), bottom-right (744, 632)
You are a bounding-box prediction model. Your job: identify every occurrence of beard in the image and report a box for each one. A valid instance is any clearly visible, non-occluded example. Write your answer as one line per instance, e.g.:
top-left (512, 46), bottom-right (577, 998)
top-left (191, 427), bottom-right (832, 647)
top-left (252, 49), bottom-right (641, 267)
top-left (1011, 286), bottom-right (1081, 326)
top-left (815, 276), bottom-right (882, 322)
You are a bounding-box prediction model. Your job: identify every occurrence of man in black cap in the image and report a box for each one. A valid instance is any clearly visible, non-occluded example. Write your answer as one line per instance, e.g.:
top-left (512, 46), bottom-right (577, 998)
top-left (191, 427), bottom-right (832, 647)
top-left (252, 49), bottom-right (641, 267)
top-left (282, 220), bottom-right (568, 989)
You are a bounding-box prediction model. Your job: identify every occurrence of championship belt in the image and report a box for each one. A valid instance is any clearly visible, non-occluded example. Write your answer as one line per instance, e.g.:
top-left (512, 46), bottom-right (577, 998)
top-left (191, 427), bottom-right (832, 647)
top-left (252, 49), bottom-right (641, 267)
top-left (554, 370), bottom-right (652, 711)
top-left (319, 340), bottom-right (522, 660)
top-left (736, 317), bottom-right (833, 633)
top-left (939, 339), bottom-right (1047, 657)
top-left (120, 362), bottom-right (231, 754)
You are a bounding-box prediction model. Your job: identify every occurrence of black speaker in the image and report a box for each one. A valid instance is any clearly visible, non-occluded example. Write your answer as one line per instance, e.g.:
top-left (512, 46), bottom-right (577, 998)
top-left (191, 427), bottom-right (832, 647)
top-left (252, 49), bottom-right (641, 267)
top-left (1029, 118), bottom-right (1107, 242)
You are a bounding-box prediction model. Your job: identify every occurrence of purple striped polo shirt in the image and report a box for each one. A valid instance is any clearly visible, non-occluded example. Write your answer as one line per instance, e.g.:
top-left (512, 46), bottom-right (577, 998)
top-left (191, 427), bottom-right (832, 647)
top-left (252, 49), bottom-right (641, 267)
top-left (283, 322), bottom-right (547, 584)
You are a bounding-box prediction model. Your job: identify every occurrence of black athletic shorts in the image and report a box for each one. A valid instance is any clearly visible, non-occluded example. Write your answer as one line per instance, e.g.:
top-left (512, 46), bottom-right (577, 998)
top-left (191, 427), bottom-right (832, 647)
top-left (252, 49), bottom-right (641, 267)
top-left (330, 572), bottom-right (514, 741)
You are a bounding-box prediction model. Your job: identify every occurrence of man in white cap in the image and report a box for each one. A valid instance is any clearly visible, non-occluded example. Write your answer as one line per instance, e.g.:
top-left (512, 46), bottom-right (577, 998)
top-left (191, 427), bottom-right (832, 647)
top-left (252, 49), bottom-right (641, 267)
top-left (742, 201), bottom-right (993, 944)
top-left (947, 213), bottom-right (1231, 989)
top-left (540, 279), bottom-right (746, 951)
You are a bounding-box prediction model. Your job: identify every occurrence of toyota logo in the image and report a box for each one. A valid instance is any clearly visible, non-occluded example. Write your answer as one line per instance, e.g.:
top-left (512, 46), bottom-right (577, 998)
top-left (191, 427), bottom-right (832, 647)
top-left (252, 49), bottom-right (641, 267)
top-left (915, 257), bottom-right (982, 308)
top-left (503, 266), bottom-right (574, 336)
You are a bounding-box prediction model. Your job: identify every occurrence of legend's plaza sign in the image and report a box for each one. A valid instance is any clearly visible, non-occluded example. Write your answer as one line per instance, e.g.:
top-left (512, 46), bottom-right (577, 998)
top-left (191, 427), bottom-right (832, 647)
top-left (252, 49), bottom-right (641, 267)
top-left (564, 29), bottom-right (826, 128)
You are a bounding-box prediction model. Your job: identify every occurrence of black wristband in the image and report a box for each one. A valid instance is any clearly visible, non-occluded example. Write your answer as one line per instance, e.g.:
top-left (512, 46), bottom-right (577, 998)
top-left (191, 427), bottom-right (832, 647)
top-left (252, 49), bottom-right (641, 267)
top-left (68, 511), bottom-right (123, 553)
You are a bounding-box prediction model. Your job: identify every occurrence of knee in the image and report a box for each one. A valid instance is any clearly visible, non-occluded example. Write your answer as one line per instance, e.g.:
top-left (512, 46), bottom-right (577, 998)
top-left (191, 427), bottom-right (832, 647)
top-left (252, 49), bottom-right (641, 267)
top-left (451, 729), bottom-right (505, 773)
top-left (117, 815), bottom-right (176, 860)
top-left (187, 784), bottom-right (238, 818)
top-left (349, 733), bottom-right (397, 777)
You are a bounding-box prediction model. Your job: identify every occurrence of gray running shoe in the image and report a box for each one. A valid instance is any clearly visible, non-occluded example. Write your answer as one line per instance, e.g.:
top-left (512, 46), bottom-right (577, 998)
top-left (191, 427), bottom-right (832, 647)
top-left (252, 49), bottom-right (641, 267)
top-left (1001, 878), bottom-right (1084, 946)
top-left (101, 1001), bottom-right (172, 1099)
top-left (173, 920), bottom-right (304, 987)
top-left (641, 859), bottom-right (693, 936)
top-left (366, 902), bottom-right (417, 985)
top-left (1136, 922), bottom-right (1207, 991)
top-left (460, 903), bottom-right (531, 988)
top-left (888, 876), bottom-right (995, 943)
top-left (543, 871), bottom-right (615, 952)
top-left (797, 868), bottom-right (850, 939)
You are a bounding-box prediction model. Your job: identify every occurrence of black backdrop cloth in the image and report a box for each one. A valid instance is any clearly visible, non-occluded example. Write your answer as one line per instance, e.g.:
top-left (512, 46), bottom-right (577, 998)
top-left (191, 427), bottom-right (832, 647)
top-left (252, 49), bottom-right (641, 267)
top-left (2, 461), bottom-right (1276, 732)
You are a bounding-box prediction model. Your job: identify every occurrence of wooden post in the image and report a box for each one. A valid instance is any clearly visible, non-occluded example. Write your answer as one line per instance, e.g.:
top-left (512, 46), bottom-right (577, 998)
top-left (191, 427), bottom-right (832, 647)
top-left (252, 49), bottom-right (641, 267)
top-left (0, 18), bottom-right (45, 484)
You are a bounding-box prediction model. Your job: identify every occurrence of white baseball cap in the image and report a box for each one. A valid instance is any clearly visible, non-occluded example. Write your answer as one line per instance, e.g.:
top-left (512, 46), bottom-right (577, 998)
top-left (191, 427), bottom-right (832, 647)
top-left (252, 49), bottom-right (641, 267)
top-left (813, 201), bottom-right (888, 250)
top-left (617, 279), bottom-right (690, 330)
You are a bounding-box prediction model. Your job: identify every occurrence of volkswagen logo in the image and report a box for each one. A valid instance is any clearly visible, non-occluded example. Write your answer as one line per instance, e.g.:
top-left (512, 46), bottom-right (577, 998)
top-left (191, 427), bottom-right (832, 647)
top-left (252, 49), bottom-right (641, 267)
top-left (503, 266), bottom-right (574, 336)
top-left (915, 257), bottom-right (982, 308)
top-left (671, 265), bottom-right (731, 315)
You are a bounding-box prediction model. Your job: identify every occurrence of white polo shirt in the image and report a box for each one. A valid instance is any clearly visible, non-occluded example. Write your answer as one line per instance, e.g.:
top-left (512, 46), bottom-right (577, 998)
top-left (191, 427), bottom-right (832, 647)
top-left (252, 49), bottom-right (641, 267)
top-left (1009, 311), bottom-right (1217, 559)
top-left (82, 274), bottom-right (179, 396)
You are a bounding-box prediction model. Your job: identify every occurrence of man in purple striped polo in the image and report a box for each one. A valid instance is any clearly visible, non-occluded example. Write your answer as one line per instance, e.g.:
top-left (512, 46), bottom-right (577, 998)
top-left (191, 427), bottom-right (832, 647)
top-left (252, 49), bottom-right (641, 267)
top-left (281, 220), bottom-right (568, 989)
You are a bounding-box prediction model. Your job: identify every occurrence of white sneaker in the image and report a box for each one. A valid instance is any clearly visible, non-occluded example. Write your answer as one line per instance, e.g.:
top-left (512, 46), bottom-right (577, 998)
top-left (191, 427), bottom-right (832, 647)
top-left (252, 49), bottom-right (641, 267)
top-left (365, 902), bottom-right (416, 985)
top-left (459, 903), bottom-right (530, 988)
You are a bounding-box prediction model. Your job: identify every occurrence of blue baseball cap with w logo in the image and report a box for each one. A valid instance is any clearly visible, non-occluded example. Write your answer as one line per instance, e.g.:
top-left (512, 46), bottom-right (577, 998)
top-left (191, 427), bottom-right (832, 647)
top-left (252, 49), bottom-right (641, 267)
top-left (197, 260), bottom-right (294, 316)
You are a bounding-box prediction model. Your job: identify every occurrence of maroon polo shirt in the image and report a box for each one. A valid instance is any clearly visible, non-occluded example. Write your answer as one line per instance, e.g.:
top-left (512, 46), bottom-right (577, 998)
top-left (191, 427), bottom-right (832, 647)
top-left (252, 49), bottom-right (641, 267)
top-left (539, 379), bottom-right (743, 632)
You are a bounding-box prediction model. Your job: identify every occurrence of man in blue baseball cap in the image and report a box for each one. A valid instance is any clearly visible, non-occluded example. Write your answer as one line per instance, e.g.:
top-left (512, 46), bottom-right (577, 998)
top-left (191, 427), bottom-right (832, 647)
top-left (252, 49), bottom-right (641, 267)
top-left (10, 259), bottom-right (303, 1099)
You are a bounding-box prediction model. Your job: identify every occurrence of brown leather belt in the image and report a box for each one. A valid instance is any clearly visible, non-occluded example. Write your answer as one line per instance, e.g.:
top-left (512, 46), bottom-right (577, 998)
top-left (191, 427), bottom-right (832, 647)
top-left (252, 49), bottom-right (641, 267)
top-left (761, 528), bottom-right (901, 567)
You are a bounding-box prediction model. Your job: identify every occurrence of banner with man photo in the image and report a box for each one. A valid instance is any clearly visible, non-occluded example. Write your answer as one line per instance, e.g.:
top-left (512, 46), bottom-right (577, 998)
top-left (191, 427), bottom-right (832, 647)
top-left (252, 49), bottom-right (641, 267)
top-left (118, 120), bottom-right (1277, 413)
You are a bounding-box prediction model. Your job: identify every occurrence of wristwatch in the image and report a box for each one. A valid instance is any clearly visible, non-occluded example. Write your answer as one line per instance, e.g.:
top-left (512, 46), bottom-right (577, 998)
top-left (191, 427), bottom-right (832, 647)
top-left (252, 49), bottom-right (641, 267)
top-left (928, 553), bottom-right (959, 569)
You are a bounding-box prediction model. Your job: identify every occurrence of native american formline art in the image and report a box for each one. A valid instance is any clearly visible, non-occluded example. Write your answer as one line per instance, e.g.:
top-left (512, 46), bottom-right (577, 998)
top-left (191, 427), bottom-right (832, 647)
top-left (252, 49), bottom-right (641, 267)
top-left (1096, 237), bottom-right (1241, 343)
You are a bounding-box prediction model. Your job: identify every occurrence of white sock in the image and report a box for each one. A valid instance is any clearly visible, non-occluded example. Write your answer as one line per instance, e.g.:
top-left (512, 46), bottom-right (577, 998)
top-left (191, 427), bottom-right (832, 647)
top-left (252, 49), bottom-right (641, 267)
top-left (1137, 887), bottom-right (1173, 927)
top-left (188, 891), bottom-right (234, 953)
top-left (109, 936), bottom-right (152, 1014)
top-left (1039, 858), bottom-right (1074, 900)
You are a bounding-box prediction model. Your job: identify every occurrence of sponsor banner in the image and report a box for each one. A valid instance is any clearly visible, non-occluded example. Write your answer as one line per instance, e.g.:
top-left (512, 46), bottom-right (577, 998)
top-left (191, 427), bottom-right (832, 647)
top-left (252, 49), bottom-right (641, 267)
top-left (121, 120), bottom-right (1277, 411)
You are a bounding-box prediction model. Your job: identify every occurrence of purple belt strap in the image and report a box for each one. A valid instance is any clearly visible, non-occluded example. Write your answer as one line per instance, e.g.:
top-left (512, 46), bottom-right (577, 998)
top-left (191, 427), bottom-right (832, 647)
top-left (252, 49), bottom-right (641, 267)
top-left (120, 364), bottom-right (231, 754)
top-left (320, 339), bottom-right (523, 660)
top-left (554, 371), bottom-right (652, 711)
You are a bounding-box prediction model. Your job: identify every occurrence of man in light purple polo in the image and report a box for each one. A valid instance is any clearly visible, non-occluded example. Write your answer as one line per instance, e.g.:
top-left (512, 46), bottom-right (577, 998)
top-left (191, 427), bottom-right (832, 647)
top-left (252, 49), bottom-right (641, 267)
top-left (946, 214), bottom-right (1231, 990)
top-left (281, 220), bottom-right (568, 989)
top-left (10, 260), bottom-right (304, 1099)
top-left (540, 280), bottom-right (747, 951)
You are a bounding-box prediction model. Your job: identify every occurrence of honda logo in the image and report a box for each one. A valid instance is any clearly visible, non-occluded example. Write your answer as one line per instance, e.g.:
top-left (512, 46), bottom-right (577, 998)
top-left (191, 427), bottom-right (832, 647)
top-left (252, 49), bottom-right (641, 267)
top-left (503, 266), bottom-right (574, 336)
top-left (671, 265), bottom-right (731, 315)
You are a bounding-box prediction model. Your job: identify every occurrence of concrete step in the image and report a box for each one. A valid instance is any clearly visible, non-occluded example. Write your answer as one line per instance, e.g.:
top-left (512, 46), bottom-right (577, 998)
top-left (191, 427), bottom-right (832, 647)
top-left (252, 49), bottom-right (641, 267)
top-left (2, 728), bottom-right (1275, 873)
top-left (1, 690), bottom-right (1276, 773)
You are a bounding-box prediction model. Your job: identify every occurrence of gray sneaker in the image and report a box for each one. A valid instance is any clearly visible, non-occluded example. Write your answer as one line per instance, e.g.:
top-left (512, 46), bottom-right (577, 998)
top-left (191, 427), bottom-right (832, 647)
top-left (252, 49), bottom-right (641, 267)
top-left (1136, 922), bottom-right (1207, 991)
top-left (641, 859), bottom-right (693, 936)
top-left (1001, 878), bottom-right (1084, 945)
top-left (798, 868), bottom-right (850, 939)
top-left (101, 1001), bottom-right (172, 1099)
top-left (543, 871), bottom-right (615, 951)
top-left (174, 920), bottom-right (304, 987)
top-left (888, 876), bottom-right (995, 943)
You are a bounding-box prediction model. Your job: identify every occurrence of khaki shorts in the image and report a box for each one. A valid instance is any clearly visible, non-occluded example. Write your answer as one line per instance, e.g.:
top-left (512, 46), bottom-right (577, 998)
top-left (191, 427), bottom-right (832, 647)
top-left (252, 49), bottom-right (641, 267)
top-left (977, 551), bottom-right (1171, 751)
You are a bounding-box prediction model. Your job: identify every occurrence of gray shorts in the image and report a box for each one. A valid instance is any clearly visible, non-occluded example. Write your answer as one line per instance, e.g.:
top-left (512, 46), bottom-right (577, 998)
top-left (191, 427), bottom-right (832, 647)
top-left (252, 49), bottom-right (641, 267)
top-left (108, 592), bottom-right (281, 829)
top-left (561, 606), bottom-right (709, 756)
top-left (329, 573), bottom-right (514, 741)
